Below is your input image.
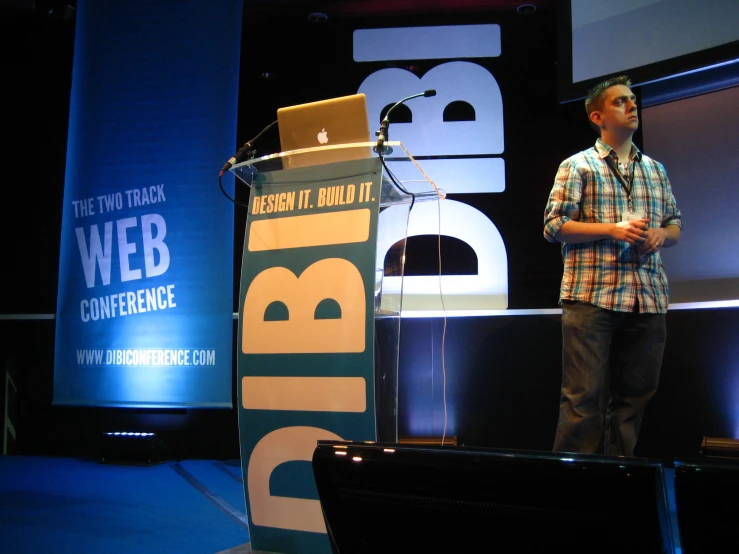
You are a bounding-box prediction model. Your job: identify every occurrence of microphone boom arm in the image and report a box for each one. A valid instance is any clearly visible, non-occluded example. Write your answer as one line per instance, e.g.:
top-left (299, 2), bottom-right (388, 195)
top-left (220, 119), bottom-right (278, 175)
top-left (374, 89), bottom-right (436, 154)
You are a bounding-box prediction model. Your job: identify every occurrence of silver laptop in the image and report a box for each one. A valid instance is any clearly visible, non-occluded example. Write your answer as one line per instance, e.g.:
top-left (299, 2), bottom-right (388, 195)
top-left (277, 93), bottom-right (373, 169)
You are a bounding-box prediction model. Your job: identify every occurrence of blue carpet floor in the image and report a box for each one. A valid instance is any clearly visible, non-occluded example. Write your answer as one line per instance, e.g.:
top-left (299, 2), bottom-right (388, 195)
top-left (0, 455), bottom-right (250, 554)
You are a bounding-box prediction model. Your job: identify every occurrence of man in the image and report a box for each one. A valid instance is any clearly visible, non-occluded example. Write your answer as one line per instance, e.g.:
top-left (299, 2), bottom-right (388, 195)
top-left (543, 75), bottom-right (682, 457)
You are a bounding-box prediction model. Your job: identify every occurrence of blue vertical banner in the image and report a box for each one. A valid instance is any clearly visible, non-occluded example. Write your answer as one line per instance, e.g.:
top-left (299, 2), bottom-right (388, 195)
top-left (53, 0), bottom-right (243, 407)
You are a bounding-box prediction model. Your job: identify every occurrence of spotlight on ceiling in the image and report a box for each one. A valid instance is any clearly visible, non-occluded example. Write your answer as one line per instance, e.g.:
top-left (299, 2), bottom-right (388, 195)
top-left (308, 12), bottom-right (328, 23)
top-left (517, 4), bottom-right (537, 14)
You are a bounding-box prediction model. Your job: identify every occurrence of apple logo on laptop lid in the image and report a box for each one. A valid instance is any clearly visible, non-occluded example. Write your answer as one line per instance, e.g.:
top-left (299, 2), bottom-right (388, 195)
top-left (317, 128), bottom-right (328, 144)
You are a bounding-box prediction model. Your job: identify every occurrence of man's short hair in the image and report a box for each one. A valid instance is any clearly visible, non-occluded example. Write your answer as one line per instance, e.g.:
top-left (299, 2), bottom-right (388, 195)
top-left (584, 75), bottom-right (632, 134)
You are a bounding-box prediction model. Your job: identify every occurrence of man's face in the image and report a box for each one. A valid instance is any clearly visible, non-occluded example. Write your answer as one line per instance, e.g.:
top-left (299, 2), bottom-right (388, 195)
top-left (592, 84), bottom-right (639, 135)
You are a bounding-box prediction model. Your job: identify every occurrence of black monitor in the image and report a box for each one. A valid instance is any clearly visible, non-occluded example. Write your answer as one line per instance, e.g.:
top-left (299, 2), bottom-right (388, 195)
top-left (312, 441), bottom-right (673, 553)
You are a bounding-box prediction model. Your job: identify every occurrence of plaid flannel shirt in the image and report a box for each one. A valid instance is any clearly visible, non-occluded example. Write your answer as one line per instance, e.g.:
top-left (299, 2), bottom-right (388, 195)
top-left (544, 139), bottom-right (682, 313)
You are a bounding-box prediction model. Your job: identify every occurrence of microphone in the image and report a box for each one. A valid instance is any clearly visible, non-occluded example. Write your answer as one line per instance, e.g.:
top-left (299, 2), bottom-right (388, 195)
top-left (219, 120), bottom-right (278, 176)
top-left (375, 89), bottom-right (436, 154)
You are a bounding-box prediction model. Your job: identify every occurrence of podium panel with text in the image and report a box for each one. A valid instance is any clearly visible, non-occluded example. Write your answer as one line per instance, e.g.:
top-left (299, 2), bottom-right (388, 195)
top-left (231, 142), bottom-right (443, 553)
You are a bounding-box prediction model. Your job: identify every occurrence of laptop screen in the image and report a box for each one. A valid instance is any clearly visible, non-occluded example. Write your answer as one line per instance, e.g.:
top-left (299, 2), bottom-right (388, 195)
top-left (277, 93), bottom-right (373, 169)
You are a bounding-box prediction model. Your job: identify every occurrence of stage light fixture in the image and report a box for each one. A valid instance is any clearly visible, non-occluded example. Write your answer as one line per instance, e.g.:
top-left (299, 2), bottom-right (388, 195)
top-left (98, 430), bottom-right (166, 465)
top-left (398, 435), bottom-right (458, 446)
top-left (701, 436), bottom-right (739, 459)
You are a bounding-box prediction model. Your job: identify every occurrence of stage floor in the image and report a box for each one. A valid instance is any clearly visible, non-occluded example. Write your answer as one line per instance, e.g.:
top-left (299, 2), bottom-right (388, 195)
top-left (0, 454), bottom-right (685, 553)
top-left (0, 455), bottom-right (251, 553)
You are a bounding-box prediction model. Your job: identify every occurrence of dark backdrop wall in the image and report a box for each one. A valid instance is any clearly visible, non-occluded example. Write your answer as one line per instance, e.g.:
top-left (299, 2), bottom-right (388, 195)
top-left (2, 2), bottom-right (736, 463)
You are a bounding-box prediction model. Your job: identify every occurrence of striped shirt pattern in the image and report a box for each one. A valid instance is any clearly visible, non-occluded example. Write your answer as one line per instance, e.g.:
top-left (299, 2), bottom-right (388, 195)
top-left (544, 139), bottom-right (682, 313)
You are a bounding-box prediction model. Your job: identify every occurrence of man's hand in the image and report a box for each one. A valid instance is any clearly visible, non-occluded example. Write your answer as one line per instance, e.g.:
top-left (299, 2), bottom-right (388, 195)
top-left (611, 218), bottom-right (649, 245)
top-left (638, 227), bottom-right (669, 255)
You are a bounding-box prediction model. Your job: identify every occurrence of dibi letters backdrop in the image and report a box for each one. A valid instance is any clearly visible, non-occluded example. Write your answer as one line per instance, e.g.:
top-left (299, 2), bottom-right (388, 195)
top-left (53, 0), bottom-right (243, 408)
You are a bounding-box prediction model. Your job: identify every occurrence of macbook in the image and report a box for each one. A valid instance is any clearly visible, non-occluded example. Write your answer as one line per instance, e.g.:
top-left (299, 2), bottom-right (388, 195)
top-left (277, 93), bottom-right (373, 169)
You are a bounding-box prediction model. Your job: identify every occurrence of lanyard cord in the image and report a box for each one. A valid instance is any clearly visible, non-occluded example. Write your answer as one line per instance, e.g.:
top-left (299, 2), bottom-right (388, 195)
top-left (604, 155), bottom-right (638, 208)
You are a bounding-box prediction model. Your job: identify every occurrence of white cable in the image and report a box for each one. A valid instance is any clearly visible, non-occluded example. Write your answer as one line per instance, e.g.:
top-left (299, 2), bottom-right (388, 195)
top-left (436, 196), bottom-right (448, 446)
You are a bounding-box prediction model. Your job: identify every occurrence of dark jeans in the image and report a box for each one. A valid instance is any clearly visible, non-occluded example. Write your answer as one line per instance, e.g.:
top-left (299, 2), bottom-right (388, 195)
top-left (553, 300), bottom-right (667, 457)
